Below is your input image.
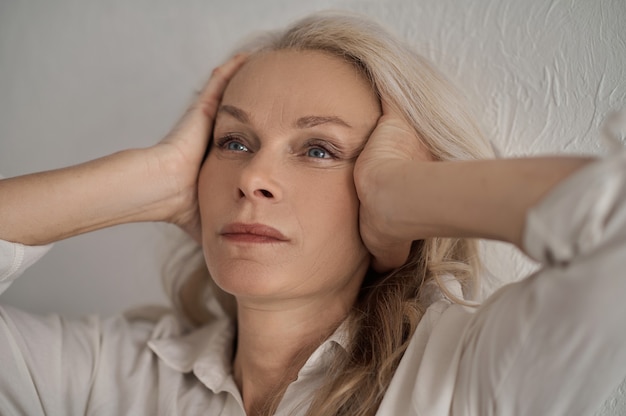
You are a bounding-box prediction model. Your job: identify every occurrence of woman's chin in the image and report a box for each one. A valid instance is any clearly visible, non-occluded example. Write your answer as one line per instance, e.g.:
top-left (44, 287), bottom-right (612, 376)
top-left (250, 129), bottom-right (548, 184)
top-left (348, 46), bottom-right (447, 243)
top-left (210, 266), bottom-right (294, 301)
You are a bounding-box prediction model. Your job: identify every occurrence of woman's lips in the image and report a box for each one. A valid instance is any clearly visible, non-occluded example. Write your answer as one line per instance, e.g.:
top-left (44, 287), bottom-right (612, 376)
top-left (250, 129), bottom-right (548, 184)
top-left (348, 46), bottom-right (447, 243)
top-left (220, 223), bottom-right (289, 243)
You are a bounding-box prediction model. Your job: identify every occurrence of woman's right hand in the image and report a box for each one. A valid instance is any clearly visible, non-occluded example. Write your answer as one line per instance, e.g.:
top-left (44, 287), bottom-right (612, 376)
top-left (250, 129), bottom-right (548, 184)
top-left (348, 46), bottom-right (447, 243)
top-left (0, 54), bottom-right (247, 246)
top-left (149, 54), bottom-right (247, 242)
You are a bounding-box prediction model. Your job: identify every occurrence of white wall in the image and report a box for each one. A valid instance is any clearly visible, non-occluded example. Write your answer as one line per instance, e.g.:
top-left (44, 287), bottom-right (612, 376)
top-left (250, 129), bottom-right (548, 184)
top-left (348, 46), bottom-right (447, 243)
top-left (1, 0), bottom-right (625, 412)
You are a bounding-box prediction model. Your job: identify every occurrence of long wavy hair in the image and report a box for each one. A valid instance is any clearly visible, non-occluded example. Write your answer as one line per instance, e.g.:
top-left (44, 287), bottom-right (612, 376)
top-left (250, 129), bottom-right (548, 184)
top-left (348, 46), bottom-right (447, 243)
top-left (163, 10), bottom-right (494, 416)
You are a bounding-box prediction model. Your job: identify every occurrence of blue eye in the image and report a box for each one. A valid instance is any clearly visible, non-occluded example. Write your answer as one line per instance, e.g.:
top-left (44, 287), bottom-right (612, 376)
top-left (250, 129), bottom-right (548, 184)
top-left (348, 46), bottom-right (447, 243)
top-left (226, 141), bottom-right (248, 152)
top-left (307, 147), bottom-right (329, 159)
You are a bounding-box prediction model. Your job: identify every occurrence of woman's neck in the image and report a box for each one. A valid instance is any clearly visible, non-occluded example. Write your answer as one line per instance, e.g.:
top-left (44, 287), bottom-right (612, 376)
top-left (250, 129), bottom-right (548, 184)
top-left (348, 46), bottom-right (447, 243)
top-left (232, 290), bottom-right (358, 415)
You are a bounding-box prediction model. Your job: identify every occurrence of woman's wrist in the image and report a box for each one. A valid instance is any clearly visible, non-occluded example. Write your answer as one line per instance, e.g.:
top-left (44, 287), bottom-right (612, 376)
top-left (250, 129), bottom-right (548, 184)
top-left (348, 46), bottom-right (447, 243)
top-left (378, 157), bottom-right (593, 248)
top-left (112, 146), bottom-right (187, 224)
top-left (0, 147), bottom-right (187, 245)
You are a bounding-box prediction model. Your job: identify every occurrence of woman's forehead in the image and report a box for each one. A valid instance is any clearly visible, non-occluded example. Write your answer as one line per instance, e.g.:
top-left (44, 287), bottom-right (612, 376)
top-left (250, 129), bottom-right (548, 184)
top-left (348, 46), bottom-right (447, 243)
top-left (220, 49), bottom-right (380, 128)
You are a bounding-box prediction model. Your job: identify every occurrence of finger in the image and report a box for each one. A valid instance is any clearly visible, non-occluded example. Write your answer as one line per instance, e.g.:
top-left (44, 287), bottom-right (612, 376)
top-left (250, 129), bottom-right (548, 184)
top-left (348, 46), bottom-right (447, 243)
top-left (360, 209), bottom-right (412, 272)
top-left (379, 97), bottom-right (403, 119)
top-left (169, 54), bottom-right (248, 143)
top-left (378, 98), bottom-right (433, 162)
top-left (370, 241), bottom-right (412, 273)
top-left (380, 97), bottom-right (393, 116)
top-left (195, 53), bottom-right (249, 117)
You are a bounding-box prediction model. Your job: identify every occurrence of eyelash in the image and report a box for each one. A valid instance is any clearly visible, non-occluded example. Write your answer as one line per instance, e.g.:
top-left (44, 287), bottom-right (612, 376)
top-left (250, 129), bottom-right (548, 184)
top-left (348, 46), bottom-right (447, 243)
top-left (215, 134), bottom-right (247, 151)
top-left (215, 135), bottom-right (339, 160)
top-left (306, 139), bottom-right (338, 159)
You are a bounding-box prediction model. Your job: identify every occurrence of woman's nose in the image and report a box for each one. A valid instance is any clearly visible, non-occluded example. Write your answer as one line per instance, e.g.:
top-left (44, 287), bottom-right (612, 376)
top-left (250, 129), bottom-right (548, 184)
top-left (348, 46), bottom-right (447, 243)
top-left (237, 150), bottom-right (283, 202)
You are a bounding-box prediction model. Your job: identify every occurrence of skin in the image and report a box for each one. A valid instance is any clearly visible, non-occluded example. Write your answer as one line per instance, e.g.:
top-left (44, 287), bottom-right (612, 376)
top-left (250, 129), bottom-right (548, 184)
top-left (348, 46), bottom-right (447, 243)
top-left (0, 54), bottom-right (249, 246)
top-left (196, 50), bottom-right (590, 413)
top-left (355, 113), bottom-right (592, 268)
top-left (197, 50), bottom-right (381, 413)
top-left (200, 50), bottom-right (379, 300)
top-left (0, 45), bottom-right (592, 416)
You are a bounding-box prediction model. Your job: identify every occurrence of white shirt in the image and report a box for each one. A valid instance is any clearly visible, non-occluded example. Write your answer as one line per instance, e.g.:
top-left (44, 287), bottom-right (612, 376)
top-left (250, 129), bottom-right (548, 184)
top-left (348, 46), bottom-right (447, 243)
top-left (2, 152), bottom-right (626, 415)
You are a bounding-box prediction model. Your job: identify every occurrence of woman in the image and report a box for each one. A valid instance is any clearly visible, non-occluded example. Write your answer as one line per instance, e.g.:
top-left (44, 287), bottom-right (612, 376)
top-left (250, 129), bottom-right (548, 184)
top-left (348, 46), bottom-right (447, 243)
top-left (1, 11), bottom-right (624, 416)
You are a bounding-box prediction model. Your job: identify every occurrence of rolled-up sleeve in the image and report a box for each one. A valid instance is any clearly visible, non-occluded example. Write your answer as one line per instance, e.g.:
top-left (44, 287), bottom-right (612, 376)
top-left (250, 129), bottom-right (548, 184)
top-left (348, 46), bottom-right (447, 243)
top-left (0, 240), bottom-right (51, 296)
top-left (451, 152), bottom-right (626, 415)
top-left (0, 240), bottom-right (100, 415)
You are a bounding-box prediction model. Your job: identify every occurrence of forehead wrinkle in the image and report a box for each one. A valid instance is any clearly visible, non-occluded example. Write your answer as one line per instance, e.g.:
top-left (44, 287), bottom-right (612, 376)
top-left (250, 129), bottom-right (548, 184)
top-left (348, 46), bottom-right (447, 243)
top-left (218, 104), bottom-right (250, 124)
top-left (295, 115), bottom-right (352, 129)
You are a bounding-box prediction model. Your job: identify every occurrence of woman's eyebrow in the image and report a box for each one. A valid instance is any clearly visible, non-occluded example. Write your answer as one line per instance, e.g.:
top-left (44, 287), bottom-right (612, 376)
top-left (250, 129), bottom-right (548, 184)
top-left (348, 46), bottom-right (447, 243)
top-left (295, 115), bottom-right (352, 129)
top-left (218, 104), bottom-right (352, 129)
top-left (218, 105), bottom-right (250, 124)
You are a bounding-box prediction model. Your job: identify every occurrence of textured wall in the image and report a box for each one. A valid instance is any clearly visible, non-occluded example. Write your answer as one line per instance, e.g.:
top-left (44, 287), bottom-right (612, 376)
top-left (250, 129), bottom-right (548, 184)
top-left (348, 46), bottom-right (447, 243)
top-left (1, 0), bottom-right (625, 412)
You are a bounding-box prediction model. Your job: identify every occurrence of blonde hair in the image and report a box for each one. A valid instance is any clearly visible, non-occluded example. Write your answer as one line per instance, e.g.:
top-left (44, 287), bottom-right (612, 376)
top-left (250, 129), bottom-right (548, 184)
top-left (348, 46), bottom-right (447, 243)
top-left (164, 10), bottom-right (494, 416)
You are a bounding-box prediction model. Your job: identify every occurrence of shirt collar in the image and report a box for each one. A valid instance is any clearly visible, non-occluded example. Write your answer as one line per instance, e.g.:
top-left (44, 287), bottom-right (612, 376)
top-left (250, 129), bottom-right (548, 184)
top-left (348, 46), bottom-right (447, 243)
top-left (148, 316), bottom-right (237, 394)
top-left (298, 320), bottom-right (349, 377)
top-left (148, 314), bottom-right (350, 395)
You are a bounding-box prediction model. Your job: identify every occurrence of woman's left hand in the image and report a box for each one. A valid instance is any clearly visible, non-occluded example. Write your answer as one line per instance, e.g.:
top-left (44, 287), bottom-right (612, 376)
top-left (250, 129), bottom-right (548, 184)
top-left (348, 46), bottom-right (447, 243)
top-left (354, 100), bottom-right (432, 272)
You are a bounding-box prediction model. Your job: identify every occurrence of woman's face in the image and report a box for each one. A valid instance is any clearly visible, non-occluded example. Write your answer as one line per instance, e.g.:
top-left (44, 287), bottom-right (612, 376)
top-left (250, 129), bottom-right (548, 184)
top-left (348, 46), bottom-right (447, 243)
top-left (198, 50), bottom-right (381, 304)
